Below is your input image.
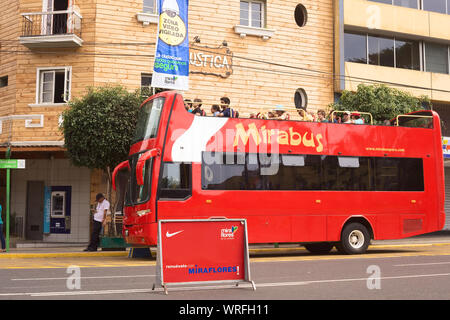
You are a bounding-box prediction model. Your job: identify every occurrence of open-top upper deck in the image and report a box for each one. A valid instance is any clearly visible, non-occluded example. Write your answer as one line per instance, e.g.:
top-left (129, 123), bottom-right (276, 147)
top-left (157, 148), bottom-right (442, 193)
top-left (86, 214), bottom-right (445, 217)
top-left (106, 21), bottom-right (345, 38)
top-left (129, 91), bottom-right (442, 165)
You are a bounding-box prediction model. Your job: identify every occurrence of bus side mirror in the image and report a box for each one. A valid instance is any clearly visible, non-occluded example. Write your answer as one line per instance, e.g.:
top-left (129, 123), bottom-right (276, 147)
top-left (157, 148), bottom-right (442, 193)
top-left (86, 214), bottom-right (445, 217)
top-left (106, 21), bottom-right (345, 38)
top-left (112, 160), bottom-right (130, 191)
top-left (136, 148), bottom-right (160, 186)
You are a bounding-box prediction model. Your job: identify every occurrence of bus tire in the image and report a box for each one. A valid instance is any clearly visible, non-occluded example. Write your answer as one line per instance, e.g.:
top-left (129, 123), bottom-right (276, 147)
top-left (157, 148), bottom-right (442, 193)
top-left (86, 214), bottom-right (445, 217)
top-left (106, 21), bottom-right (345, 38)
top-left (304, 242), bottom-right (334, 254)
top-left (336, 222), bottom-right (370, 255)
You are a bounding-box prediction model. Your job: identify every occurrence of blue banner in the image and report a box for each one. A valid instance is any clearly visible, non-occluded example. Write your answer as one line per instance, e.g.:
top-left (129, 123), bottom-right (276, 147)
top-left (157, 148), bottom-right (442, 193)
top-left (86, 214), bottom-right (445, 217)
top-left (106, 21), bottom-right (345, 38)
top-left (43, 186), bottom-right (51, 234)
top-left (151, 0), bottom-right (189, 91)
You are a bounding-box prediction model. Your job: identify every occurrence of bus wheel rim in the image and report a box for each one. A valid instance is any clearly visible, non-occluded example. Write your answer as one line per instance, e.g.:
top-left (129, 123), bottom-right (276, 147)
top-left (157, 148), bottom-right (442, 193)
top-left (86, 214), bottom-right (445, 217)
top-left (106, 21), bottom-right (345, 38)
top-left (348, 230), bottom-right (364, 249)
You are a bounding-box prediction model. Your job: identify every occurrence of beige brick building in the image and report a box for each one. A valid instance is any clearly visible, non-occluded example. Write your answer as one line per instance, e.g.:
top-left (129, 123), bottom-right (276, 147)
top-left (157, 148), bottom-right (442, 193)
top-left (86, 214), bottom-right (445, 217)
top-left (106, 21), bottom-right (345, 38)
top-left (0, 0), bottom-right (336, 244)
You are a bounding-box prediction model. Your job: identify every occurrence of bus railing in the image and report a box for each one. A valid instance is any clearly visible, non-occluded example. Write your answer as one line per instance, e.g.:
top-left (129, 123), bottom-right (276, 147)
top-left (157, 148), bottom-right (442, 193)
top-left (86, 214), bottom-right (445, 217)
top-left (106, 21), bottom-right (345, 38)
top-left (331, 111), bottom-right (374, 125)
top-left (395, 114), bottom-right (433, 127)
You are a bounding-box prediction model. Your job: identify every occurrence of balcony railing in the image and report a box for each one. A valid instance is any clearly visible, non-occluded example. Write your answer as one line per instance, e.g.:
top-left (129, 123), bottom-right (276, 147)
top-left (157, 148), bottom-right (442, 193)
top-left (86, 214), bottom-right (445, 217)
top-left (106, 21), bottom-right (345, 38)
top-left (20, 10), bottom-right (83, 48)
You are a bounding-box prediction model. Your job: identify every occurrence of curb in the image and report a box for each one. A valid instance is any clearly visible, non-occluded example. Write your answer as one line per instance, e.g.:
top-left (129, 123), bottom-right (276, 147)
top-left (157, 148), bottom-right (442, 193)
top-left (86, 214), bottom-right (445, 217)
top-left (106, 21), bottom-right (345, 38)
top-left (0, 251), bottom-right (129, 259)
top-left (1, 242), bottom-right (449, 259)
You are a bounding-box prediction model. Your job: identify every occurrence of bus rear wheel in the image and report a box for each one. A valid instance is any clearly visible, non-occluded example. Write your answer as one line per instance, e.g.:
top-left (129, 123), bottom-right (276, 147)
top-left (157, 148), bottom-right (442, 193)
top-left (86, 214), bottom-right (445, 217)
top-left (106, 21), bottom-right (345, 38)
top-left (304, 242), bottom-right (334, 254)
top-left (336, 222), bottom-right (370, 255)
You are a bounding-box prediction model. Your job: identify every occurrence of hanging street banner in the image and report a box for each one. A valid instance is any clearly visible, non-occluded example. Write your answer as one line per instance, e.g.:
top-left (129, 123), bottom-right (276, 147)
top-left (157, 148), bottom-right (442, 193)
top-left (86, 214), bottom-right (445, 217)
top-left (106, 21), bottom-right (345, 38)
top-left (151, 0), bottom-right (189, 91)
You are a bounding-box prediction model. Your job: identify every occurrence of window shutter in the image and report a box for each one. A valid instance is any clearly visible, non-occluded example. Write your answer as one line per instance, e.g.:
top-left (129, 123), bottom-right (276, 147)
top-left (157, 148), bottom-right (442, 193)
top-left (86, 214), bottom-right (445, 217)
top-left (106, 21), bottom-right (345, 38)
top-left (64, 67), bottom-right (71, 102)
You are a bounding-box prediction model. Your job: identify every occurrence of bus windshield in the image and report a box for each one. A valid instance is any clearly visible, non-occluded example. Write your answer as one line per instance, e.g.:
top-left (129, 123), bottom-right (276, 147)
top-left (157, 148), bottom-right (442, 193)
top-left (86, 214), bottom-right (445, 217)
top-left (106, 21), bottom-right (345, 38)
top-left (132, 97), bottom-right (165, 143)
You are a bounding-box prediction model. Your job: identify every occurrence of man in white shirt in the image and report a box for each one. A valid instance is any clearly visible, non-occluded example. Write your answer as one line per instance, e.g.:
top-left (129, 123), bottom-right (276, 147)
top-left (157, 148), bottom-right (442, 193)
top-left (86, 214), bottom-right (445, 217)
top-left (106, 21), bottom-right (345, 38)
top-left (84, 193), bottom-right (110, 252)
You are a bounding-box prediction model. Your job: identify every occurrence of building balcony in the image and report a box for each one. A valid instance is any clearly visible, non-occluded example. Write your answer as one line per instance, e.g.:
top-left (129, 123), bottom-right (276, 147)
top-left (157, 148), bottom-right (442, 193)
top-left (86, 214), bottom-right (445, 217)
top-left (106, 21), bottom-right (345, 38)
top-left (19, 10), bottom-right (83, 48)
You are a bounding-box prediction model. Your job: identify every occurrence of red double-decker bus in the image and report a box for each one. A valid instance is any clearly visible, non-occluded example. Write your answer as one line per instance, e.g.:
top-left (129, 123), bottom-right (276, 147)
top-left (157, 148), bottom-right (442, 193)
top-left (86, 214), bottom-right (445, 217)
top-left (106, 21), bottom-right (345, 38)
top-left (113, 91), bottom-right (445, 254)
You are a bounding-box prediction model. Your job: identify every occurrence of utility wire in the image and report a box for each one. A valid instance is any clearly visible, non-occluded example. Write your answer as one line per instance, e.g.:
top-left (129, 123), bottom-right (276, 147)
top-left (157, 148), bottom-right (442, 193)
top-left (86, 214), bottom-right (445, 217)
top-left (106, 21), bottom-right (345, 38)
top-left (2, 47), bottom-right (450, 95)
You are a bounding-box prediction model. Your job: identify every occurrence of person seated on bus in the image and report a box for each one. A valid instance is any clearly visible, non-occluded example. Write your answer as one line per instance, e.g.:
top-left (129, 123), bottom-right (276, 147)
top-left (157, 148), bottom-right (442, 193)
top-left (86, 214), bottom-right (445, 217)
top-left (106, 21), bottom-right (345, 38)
top-left (351, 112), bottom-right (364, 124)
top-left (296, 108), bottom-right (306, 121)
top-left (329, 111), bottom-right (341, 123)
top-left (306, 111), bottom-right (316, 122)
top-left (317, 109), bottom-right (328, 123)
top-left (270, 105), bottom-right (290, 120)
top-left (184, 99), bottom-right (193, 112)
top-left (191, 98), bottom-right (206, 116)
top-left (249, 113), bottom-right (257, 119)
top-left (211, 104), bottom-right (221, 117)
top-left (219, 96), bottom-right (238, 118)
top-left (342, 111), bottom-right (351, 124)
top-left (383, 120), bottom-right (391, 126)
top-left (257, 112), bottom-right (267, 120)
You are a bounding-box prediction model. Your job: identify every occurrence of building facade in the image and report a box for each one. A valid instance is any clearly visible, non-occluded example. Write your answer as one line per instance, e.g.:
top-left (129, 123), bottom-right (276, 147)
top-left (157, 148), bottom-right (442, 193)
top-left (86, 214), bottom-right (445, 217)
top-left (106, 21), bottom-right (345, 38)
top-left (334, 0), bottom-right (450, 230)
top-left (0, 0), bottom-right (336, 244)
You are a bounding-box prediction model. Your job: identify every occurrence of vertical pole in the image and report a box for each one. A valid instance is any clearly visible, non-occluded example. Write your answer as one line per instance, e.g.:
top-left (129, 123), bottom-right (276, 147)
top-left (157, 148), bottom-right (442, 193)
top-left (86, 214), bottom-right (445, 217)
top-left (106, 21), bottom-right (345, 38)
top-left (5, 146), bottom-right (10, 252)
top-left (6, 168), bottom-right (10, 252)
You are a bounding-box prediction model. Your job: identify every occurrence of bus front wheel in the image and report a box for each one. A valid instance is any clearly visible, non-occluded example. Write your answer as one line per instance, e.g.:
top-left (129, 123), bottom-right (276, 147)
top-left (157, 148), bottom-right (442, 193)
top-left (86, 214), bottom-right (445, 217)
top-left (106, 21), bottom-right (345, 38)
top-left (304, 242), bottom-right (334, 254)
top-left (336, 222), bottom-right (370, 255)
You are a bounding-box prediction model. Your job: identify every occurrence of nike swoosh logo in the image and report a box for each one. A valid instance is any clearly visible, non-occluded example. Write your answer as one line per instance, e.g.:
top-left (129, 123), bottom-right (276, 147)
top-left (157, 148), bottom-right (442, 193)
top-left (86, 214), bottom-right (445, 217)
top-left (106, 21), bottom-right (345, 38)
top-left (166, 230), bottom-right (184, 238)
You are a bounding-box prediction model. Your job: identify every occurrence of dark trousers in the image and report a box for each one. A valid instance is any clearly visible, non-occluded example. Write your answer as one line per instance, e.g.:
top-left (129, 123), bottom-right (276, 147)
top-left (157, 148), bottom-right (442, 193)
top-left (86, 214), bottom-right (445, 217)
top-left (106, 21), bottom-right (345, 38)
top-left (0, 224), bottom-right (5, 250)
top-left (88, 220), bottom-right (102, 250)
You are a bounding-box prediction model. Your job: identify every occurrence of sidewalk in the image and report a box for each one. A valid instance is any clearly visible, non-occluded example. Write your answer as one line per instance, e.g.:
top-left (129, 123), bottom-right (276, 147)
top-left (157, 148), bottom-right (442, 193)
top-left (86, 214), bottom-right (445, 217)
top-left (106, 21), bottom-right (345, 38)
top-left (1, 230), bottom-right (449, 258)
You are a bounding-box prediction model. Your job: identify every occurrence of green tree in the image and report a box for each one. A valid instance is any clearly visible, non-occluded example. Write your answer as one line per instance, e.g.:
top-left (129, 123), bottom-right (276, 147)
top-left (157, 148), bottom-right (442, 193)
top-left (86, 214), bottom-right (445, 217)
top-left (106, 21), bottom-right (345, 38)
top-left (330, 84), bottom-right (430, 124)
top-left (61, 85), bottom-right (142, 214)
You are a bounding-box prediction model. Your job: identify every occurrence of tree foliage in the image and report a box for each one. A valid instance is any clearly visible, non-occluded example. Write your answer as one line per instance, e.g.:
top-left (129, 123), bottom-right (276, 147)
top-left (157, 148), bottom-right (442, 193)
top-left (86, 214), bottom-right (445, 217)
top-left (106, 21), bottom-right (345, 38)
top-left (61, 85), bottom-right (142, 171)
top-left (330, 84), bottom-right (430, 124)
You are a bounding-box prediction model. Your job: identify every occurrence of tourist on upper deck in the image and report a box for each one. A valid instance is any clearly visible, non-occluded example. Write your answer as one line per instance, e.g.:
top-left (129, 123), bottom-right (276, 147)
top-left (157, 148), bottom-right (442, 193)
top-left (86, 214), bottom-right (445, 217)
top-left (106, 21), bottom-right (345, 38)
top-left (351, 112), bottom-right (364, 124)
top-left (219, 97), bottom-right (238, 118)
top-left (191, 98), bottom-right (206, 116)
top-left (307, 111), bottom-right (316, 122)
top-left (329, 111), bottom-right (340, 123)
top-left (342, 111), bottom-right (351, 124)
top-left (211, 104), bottom-right (221, 116)
top-left (317, 109), bottom-right (328, 123)
top-left (270, 105), bottom-right (290, 120)
top-left (184, 99), bottom-right (193, 112)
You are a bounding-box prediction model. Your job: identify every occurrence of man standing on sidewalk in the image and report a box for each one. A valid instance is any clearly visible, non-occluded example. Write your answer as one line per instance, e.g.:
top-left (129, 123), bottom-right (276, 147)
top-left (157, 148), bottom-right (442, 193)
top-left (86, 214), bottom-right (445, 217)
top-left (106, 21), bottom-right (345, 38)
top-left (84, 193), bottom-right (110, 252)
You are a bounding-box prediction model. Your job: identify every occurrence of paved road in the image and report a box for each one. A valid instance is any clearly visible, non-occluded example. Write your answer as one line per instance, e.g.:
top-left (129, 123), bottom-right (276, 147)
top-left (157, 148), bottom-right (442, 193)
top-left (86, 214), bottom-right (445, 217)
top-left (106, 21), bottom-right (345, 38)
top-left (0, 243), bottom-right (449, 300)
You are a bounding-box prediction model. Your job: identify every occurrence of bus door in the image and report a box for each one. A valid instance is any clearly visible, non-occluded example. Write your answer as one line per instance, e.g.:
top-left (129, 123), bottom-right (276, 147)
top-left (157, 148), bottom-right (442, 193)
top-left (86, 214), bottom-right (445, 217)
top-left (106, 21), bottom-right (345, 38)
top-left (156, 162), bottom-right (192, 220)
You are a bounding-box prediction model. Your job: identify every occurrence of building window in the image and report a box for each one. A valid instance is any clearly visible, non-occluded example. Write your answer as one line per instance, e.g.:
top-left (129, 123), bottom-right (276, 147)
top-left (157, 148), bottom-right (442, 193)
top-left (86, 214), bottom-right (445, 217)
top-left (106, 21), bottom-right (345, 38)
top-left (37, 67), bottom-right (71, 104)
top-left (395, 38), bottom-right (421, 70)
top-left (345, 32), bottom-right (420, 71)
top-left (0, 76), bottom-right (7, 88)
top-left (422, 0), bottom-right (448, 14)
top-left (143, 0), bottom-right (157, 14)
top-left (369, 0), bottom-right (450, 13)
top-left (368, 0), bottom-right (419, 9)
top-left (294, 88), bottom-right (308, 110)
top-left (240, 1), bottom-right (265, 28)
top-left (344, 32), bottom-right (367, 64)
top-left (425, 43), bottom-right (449, 74)
top-left (141, 73), bottom-right (153, 95)
top-left (294, 4), bottom-right (308, 27)
top-left (368, 35), bottom-right (395, 67)
top-left (141, 73), bottom-right (166, 97)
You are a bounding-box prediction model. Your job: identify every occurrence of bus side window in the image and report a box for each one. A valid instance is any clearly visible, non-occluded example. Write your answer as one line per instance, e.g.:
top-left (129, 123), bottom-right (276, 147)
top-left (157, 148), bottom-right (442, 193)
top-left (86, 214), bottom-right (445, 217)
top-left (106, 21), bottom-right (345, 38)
top-left (159, 162), bottom-right (192, 200)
